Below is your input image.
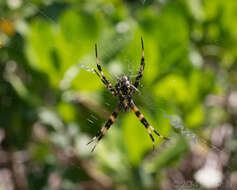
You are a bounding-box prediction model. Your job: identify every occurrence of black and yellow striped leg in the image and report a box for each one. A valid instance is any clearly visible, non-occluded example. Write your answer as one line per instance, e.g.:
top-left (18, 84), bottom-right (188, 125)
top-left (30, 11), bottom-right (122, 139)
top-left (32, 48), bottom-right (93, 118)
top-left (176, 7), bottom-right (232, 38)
top-left (95, 44), bottom-right (117, 96)
top-left (134, 37), bottom-right (145, 88)
top-left (87, 106), bottom-right (120, 152)
top-left (130, 102), bottom-right (169, 152)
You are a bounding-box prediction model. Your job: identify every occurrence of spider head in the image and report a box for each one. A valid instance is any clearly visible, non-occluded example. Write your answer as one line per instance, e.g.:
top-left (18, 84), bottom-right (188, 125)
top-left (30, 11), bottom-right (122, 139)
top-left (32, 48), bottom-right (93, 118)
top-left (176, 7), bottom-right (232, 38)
top-left (121, 76), bottom-right (129, 85)
top-left (117, 76), bottom-right (138, 96)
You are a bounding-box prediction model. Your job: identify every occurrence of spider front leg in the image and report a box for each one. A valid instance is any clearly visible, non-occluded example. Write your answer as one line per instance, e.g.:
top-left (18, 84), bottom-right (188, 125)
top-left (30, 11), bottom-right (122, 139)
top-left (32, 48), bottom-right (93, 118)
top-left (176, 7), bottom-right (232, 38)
top-left (130, 101), bottom-right (169, 152)
top-left (87, 106), bottom-right (120, 152)
top-left (134, 37), bottom-right (145, 89)
top-left (94, 44), bottom-right (117, 96)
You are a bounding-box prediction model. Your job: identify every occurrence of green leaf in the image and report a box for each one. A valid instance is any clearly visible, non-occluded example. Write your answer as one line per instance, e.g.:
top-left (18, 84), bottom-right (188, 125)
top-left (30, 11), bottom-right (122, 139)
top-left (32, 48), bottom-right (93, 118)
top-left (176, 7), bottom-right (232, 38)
top-left (145, 137), bottom-right (188, 172)
top-left (154, 74), bottom-right (189, 104)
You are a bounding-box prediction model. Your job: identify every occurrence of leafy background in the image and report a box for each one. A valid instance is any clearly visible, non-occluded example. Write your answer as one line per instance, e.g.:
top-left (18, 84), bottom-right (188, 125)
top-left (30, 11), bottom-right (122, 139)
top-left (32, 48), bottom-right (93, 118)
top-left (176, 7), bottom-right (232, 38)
top-left (0, 0), bottom-right (237, 189)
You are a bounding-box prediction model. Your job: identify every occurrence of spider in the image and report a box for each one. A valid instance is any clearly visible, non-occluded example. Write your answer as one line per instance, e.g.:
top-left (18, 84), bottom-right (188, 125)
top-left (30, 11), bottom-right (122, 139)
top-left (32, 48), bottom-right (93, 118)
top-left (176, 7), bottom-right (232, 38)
top-left (87, 38), bottom-right (169, 152)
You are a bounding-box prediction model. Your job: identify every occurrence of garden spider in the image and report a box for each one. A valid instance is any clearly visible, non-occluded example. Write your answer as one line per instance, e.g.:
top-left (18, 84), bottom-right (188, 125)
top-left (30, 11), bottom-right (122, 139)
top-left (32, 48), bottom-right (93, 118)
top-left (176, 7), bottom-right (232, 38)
top-left (88, 38), bottom-right (169, 152)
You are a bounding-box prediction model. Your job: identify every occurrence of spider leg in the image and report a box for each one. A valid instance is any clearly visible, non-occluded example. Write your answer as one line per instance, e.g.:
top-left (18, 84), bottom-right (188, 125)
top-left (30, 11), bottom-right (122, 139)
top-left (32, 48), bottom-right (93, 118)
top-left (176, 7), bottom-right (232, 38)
top-left (95, 44), bottom-right (117, 96)
top-left (134, 37), bottom-right (145, 89)
top-left (130, 101), bottom-right (169, 152)
top-left (87, 106), bottom-right (120, 152)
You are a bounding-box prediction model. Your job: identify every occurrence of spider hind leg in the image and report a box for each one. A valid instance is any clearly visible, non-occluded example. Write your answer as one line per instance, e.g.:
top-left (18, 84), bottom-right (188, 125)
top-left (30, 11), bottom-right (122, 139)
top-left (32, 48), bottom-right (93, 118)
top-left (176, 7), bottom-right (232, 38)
top-left (87, 107), bottom-right (120, 152)
top-left (87, 135), bottom-right (102, 152)
top-left (130, 101), bottom-right (169, 151)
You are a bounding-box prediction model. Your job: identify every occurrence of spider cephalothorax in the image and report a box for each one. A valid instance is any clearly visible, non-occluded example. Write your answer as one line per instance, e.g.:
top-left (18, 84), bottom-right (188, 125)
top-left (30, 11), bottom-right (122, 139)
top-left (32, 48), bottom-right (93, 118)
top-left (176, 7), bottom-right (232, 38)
top-left (88, 38), bottom-right (169, 152)
top-left (115, 76), bottom-right (139, 111)
top-left (116, 76), bottom-right (131, 96)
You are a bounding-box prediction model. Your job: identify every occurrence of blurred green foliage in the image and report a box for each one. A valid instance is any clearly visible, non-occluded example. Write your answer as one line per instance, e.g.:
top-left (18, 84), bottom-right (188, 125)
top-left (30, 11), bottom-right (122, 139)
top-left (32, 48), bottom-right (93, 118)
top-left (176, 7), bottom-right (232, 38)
top-left (0, 0), bottom-right (237, 189)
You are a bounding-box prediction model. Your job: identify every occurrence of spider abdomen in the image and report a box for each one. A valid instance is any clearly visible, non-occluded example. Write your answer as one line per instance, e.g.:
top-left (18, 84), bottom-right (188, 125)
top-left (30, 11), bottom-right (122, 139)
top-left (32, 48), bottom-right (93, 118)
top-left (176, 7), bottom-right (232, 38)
top-left (122, 98), bottom-right (130, 112)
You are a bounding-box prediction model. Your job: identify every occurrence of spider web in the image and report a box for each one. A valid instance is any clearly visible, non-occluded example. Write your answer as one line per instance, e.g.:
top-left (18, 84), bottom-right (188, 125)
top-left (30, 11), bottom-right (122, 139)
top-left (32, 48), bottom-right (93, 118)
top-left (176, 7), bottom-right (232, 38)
top-left (8, 1), bottom-right (232, 175)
